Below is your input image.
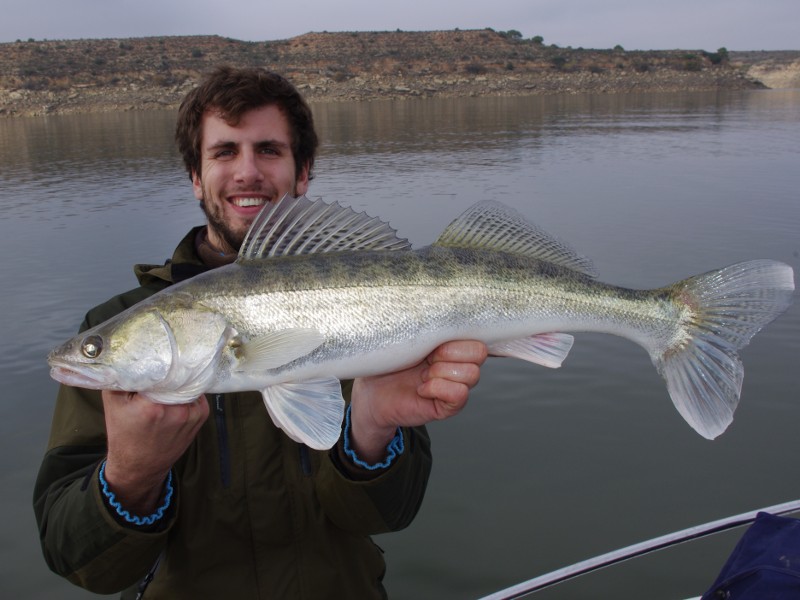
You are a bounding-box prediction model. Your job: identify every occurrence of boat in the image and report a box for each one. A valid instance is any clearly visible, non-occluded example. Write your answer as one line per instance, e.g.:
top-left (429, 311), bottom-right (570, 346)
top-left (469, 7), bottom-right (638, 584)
top-left (478, 499), bottom-right (800, 599)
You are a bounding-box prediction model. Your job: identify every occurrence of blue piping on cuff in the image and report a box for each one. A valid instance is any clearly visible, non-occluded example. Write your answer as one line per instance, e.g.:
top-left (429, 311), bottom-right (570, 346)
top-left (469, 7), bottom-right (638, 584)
top-left (99, 459), bottom-right (174, 526)
top-left (343, 405), bottom-right (404, 470)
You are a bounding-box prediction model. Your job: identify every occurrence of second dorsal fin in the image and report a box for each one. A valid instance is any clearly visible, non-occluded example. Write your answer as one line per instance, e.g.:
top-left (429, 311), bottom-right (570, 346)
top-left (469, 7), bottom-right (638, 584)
top-left (434, 200), bottom-right (597, 276)
top-left (238, 195), bottom-right (412, 261)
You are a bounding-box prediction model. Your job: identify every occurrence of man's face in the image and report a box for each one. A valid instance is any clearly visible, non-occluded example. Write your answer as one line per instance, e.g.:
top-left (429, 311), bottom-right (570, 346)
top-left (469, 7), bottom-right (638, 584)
top-left (192, 104), bottom-right (309, 253)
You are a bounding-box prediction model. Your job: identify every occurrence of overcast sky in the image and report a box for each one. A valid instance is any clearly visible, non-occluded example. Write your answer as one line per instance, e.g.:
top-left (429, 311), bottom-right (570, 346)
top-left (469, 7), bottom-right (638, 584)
top-left (1, 0), bottom-right (797, 51)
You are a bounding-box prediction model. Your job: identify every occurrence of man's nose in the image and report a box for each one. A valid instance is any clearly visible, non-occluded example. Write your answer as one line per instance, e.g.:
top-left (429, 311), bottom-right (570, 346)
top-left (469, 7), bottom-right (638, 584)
top-left (235, 151), bottom-right (264, 184)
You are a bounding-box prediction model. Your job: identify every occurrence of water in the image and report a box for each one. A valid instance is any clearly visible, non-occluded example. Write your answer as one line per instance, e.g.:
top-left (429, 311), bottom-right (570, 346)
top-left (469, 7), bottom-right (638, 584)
top-left (1, 89), bottom-right (798, 599)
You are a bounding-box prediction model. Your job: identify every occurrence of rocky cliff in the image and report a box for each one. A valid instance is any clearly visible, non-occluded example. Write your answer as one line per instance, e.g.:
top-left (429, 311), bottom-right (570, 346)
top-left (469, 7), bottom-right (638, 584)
top-left (729, 50), bottom-right (800, 89)
top-left (0, 29), bottom-right (786, 117)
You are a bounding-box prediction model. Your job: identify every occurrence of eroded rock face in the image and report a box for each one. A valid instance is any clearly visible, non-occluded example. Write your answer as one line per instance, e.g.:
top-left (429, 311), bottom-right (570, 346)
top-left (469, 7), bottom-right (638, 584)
top-left (731, 50), bottom-right (800, 89)
top-left (745, 61), bottom-right (800, 89)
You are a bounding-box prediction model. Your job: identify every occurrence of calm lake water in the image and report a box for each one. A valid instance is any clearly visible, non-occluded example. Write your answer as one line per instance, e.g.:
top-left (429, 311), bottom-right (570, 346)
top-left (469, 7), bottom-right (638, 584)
top-left (1, 89), bottom-right (798, 599)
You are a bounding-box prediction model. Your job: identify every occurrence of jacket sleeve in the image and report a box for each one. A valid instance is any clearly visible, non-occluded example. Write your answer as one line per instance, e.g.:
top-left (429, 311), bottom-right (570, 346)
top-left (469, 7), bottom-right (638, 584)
top-left (33, 383), bottom-right (175, 594)
top-left (313, 382), bottom-right (433, 534)
top-left (317, 425), bottom-right (432, 534)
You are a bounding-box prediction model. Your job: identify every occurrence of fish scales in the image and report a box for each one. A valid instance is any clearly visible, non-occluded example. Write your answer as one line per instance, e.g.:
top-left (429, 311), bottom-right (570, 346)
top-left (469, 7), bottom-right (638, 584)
top-left (188, 245), bottom-right (680, 379)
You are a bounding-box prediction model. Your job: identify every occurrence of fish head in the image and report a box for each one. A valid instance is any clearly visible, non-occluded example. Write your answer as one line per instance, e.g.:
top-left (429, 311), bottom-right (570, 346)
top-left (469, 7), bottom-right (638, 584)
top-left (48, 308), bottom-right (175, 392)
top-left (49, 297), bottom-right (235, 401)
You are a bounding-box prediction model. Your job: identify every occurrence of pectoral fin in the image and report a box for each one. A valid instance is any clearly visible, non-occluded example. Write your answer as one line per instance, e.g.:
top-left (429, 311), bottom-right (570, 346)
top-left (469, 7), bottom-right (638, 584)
top-left (236, 328), bottom-right (325, 373)
top-left (488, 333), bottom-right (574, 368)
top-left (261, 377), bottom-right (345, 450)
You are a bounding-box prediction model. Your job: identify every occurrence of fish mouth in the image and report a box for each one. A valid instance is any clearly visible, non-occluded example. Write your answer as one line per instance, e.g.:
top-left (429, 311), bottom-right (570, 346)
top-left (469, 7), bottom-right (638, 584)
top-left (48, 361), bottom-right (111, 390)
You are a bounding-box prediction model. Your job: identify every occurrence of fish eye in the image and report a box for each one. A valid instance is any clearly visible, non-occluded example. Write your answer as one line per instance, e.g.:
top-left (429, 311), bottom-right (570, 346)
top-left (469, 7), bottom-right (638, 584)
top-left (81, 335), bottom-right (103, 359)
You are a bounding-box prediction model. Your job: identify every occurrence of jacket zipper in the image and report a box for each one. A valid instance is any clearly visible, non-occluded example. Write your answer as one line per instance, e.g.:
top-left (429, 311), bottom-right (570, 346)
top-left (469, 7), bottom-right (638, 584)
top-left (134, 551), bottom-right (163, 599)
top-left (213, 394), bottom-right (231, 489)
top-left (298, 444), bottom-right (312, 476)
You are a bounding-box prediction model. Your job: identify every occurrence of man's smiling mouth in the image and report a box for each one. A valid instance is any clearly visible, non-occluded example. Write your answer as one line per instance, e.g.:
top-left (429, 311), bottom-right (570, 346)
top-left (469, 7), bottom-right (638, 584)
top-left (231, 197), bottom-right (268, 208)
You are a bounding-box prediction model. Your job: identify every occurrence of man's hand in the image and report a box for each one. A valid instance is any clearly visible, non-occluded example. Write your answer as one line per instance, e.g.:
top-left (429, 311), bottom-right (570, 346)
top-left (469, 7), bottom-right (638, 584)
top-left (102, 391), bottom-right (209, 515)
top-left (349, 340), bottom-right (488, 464)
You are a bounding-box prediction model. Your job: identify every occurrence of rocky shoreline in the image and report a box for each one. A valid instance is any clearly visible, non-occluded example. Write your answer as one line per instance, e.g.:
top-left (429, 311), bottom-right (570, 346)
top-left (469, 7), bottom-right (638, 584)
top-left (1, 30), bottom-right (795, 118)
top-left (2, 68), bottom-right (765, 118)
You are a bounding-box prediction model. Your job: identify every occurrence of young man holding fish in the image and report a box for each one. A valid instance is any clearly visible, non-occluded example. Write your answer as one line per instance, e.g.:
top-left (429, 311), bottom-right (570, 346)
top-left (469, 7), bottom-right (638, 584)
top-left (34, 66), bottom-right (487, 599)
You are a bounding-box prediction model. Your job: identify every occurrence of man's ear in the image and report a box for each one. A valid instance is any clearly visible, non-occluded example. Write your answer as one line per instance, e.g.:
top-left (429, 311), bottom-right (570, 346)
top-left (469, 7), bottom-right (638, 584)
top-left (191, 170), bottom-right (203, 200)
top-left (295, 163), bottom-right (310, 196)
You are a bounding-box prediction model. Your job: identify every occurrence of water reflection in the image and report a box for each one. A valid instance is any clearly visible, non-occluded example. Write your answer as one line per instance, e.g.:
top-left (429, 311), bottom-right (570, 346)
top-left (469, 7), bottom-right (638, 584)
top-left (1, 89), bottom-right (798, 600)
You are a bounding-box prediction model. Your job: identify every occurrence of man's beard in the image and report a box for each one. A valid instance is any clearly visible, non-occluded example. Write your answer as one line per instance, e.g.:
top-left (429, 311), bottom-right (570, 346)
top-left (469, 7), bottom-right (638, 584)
top-left (198, 181), bottom-right (299, 253)
top-left (199, 195), bottom-right (246, 254)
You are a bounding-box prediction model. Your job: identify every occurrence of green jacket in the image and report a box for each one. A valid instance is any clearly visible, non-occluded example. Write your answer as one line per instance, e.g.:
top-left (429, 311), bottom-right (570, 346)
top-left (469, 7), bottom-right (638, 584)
top-left (34, 227), bottom-right (432, 599)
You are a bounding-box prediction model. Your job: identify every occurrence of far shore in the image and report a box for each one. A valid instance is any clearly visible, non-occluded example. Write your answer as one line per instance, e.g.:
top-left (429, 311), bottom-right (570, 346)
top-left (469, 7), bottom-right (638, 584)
top-left (2, 32), bottom-right (798, 118)
top-left (0, 68), bottom-right (769, 118)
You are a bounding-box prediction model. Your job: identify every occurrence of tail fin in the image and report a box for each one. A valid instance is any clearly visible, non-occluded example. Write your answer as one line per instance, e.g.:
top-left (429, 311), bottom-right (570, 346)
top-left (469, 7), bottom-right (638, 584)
top-left (653, 260), bottom-right (794, 439)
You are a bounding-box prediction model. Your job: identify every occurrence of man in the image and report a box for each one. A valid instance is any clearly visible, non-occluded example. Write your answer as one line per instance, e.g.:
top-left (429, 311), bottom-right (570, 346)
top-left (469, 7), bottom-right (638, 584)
top-left (34, 66), bottom-right (487, 599)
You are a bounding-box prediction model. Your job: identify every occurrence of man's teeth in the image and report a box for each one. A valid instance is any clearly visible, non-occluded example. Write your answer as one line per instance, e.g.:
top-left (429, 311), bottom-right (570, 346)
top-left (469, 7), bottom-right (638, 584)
top-left (232, 197), bottom-right (267, 208)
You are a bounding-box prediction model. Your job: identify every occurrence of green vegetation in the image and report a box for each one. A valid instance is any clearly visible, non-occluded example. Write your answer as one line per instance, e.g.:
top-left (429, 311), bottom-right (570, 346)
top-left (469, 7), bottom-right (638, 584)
top-left (704, 47), bottom-right (729, 65)
top-left (464, 62), bottom-right (488, 75)
top-left (550, 55), bottom-right (568, 71)
top-left (499, 30), bottom-right (523, 40)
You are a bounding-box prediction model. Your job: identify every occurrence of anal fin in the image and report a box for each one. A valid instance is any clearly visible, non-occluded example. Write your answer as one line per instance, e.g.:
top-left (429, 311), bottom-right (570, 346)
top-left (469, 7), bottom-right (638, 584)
top-left (488, 333), bottom-right (574, 368)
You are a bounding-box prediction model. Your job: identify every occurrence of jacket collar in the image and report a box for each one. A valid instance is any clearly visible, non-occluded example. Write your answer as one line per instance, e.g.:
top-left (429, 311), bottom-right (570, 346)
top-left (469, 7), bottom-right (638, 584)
top-left (133, 226), bottom-right (210, 287)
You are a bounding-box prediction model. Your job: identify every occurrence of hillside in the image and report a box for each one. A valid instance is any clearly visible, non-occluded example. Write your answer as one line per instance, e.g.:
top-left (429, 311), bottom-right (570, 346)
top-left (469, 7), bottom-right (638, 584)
top-left (0, 29), bottom-right (788, 117)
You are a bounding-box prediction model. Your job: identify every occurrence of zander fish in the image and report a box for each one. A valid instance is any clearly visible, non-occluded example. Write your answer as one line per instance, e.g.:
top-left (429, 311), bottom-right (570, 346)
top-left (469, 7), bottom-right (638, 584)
top-left (48, 196), bottom-right (795, 449)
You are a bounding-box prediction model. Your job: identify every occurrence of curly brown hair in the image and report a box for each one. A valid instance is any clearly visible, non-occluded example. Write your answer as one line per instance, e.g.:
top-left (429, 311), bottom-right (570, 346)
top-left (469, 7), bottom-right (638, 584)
top-left (175, 66), bottom-right (318, 181)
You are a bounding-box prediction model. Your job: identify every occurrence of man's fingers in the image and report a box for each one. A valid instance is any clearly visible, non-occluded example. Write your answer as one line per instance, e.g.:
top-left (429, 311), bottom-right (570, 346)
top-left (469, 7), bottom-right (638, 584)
top-left (427, 340), bottom-right (488, 366)
top-left (103, 390), bottom-right (210, 431)
top-left (416, 341), bottom-right (487, 420)
top-left (187, 395), bottom-right (210, 430)
top-left (417, 378), bottom-right (470, 419)
top-left (422, 361), bottom-right (481, 387)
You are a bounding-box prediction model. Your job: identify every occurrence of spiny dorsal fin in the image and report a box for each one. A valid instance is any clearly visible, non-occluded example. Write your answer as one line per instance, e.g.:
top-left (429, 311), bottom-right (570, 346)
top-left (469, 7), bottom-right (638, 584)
top-left (434, 200), bottom-right (597, 276)
top-left (238, 195), bottom-right (411, 261)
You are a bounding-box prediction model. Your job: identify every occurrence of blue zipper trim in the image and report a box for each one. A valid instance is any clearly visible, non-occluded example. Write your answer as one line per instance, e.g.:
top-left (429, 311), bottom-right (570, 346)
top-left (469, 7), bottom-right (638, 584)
top-left (213, 394), bottom-right (231, 489)
top-left (299, 444), bottom-right (312, 476)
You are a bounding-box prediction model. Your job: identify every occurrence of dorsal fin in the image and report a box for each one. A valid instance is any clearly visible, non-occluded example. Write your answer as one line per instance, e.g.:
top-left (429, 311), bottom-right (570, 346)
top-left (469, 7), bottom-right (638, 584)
top-left (238, 195), bottom-right (411, 261)
top-left (434, 200), bottom-right (597, 276)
